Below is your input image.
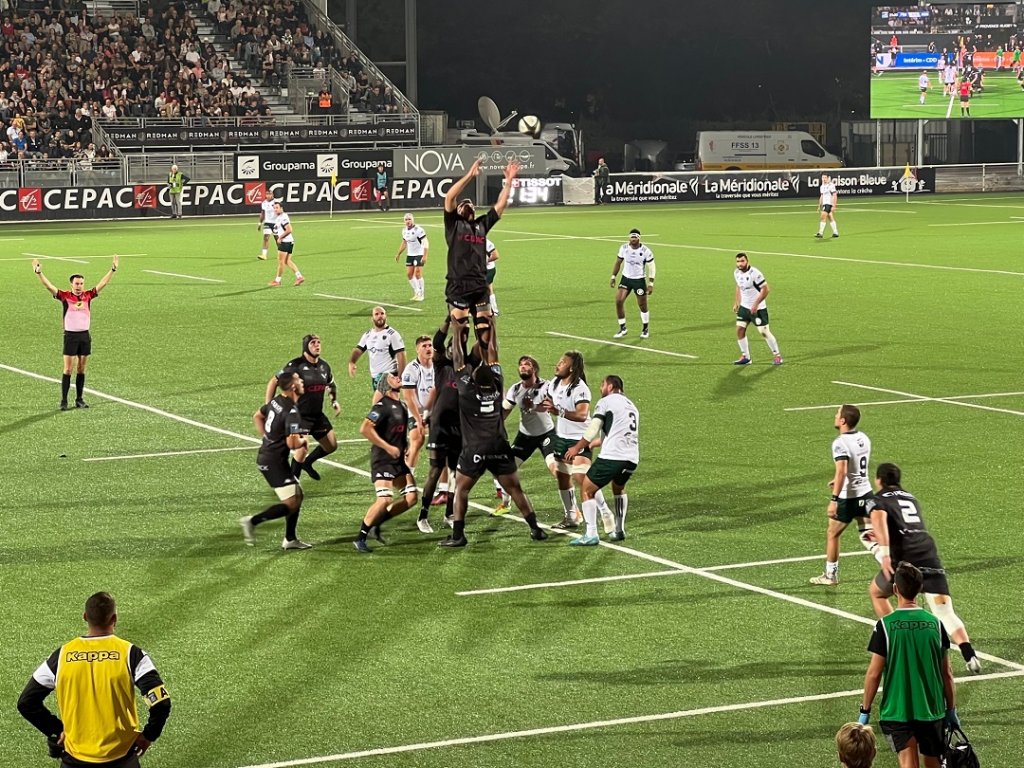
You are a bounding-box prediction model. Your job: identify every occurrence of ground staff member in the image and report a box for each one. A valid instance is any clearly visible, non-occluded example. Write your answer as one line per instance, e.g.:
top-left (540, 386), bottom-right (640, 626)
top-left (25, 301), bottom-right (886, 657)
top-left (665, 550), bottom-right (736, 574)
top-left (167, 164), bottom-right (189, 218)
top-left (18, 592), bottom-right (171, 767)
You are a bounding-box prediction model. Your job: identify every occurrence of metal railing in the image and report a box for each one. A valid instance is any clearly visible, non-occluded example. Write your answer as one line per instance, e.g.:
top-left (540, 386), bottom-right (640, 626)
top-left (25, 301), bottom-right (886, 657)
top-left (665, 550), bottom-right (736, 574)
top-left (0, 158), bottom-right (124, 188)
top-left (96, 113), bottom-right (414, 128)
top-left (124, 154), bottom-right (235, 184)
top-left (287, 67), bottom-right (353, 116)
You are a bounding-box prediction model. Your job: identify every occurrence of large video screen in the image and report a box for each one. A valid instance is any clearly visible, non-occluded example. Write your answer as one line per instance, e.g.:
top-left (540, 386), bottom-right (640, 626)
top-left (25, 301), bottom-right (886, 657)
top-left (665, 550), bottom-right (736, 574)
top-left (871, 4), bottom-right (1024, 118)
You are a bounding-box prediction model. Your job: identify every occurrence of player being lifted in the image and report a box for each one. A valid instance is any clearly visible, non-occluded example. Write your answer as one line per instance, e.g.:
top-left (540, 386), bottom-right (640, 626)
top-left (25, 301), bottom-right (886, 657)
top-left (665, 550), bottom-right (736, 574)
top-left (443, 158), bottom-right (519, 349)
top-left (815, 174), bottom-right (839, 239)
top-left (610, 228), bottom-right (655, 339)
top-left (732, 253), bottom-right (782, 366)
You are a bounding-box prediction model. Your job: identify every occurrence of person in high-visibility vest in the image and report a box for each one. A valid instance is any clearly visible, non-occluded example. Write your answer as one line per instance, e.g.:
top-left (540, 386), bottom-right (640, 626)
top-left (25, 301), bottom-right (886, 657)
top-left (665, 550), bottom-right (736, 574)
top-left (318, 88), bottom-right (332, 113)
top-left (167, 164), bottom-right (190, 218)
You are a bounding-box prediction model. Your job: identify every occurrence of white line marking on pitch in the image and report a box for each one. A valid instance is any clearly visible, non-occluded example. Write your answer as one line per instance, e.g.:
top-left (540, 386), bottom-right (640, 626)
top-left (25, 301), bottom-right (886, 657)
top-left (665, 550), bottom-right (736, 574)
top-left (785, 390), bottom-right (1024, 413)
top-left (546, 331), bottom-right (698, 359)
top-left (501, 228), bottom-right (1024, 277)
top-left (235, 671), bottom-right (1024, 768)
top-left (748, 209), bottom-right (917, 216)
top-left (457, 569), bottom-right (684, 596)
top-left (83, 446), bottom-right (255, 462)
top-left (927, 220), bottom-right (1024, 227)
top-left (314, 293), bottom-right (423, 312)
top-left (701, 550), bottom-right (872, 572)
top-left (834, 381), bottom-right (1024, 418)
top-left (143, 270), bottom-right (226, 283)
top-left (23, 252), bottom-right (90, 264)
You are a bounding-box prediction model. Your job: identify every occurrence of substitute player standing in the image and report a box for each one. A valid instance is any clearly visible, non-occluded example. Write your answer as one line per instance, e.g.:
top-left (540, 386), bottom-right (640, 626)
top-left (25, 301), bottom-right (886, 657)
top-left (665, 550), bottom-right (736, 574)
top-left (258, 193), bottom-right (278, 260)
top-left (732, 252), bottom-right (782, 366)
top-left (268, 201), bottom-right (305, 286)
top-left (395, 213), bottom-right (429, 302)
top-left (610, 228), bottom-right (655, 339)
top-left (816, 175), bottom-right (839, 238)
top-left (32, 255), bottom-right (118, 410)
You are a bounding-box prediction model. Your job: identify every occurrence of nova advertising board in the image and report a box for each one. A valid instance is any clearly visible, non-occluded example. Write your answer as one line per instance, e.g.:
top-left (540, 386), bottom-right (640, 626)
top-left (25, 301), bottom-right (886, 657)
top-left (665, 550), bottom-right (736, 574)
top-left (394, 147), bottom-right (545, 178)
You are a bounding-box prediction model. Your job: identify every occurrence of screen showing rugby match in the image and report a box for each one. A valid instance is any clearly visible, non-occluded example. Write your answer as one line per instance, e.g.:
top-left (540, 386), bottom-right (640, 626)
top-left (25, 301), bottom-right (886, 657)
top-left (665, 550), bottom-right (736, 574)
top-left (871, 3), bottom-right (1024, 118)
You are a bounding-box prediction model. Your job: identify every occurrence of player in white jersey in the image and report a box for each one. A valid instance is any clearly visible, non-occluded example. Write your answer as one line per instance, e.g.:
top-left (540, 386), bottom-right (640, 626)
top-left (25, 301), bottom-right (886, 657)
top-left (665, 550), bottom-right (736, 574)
top-left (732, 252), bottom-right (782, 366)
top-left (564, 375), bottom-right (638, 544)
top-left (348, 306), bottom-right (407, 402)
top-left (811, 404), bottom-right (877, 586)
top-left (816, 175), bottom-right (839, 239)
top-left (395, 213), bottom-right (429, 302)
top-left (268, 201), bottom-right (305, 286)
top-left (943, 61), bottom-right (957, 95)
top-left (400, 334), bottom-right (435, 476)
top-left (492, 355), bottom-right (557, 513)
top-left (610, 228), bottom-right (656, 338)
top-left (485, 239), bottom-right (501, 316)
top-left (535, 350), bottom-right (615, 531)
top-left (918, 70), bottom-right (930, 104)
top-left (258, 194), bottom-right (278, 260)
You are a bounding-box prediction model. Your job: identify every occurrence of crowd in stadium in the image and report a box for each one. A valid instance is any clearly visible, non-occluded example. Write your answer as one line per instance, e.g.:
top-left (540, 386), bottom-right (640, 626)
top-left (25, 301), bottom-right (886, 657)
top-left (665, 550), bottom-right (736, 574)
top-left (0, 0), bottom-right (401, 164)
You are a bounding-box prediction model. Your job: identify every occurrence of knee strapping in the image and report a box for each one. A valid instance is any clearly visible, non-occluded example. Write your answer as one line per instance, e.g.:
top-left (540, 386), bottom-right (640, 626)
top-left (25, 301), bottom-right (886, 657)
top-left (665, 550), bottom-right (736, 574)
top-left (926, 593), bottom-right (966, 636)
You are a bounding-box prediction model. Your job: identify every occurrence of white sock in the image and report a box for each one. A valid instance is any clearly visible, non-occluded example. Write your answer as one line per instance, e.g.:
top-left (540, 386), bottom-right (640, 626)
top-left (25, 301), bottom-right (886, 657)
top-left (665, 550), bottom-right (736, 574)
top-left (273, 276), bottom-right (282, 283)
top-left (825, 560), bottom-right (839, 578)
top-left (409, 278), bottom-right (418, 293)
top-left (738, 337), bottom-right (750, 358)
top-left (613, 494), bottom-right (628, 533)
top-left (618, 318), bottom-right (626, 329)
top-left (760, 330), bottom-right (780, 355)
top-left (294, 271), bottom-right (303, 279)
top-left (261, 248), bottom-right (267, 256)
top-left (640, 311), bottom-right (650, 326)
top-left (830, 220), bottom-right (838, 235)
top-left (417, 277), bottom-right (425, 296)
top-left (818, 221), bottom-right (826, 234)
top-left (581, 498), bottom-right (599, 538)
top-left (559, 488), bottom-right (576, 516)
top-left (436, 481), bottom-right (448, 494)
top-left (594, 488), bottom-right (611, 513)
top-left (489, 293), bottom-right (499, 312)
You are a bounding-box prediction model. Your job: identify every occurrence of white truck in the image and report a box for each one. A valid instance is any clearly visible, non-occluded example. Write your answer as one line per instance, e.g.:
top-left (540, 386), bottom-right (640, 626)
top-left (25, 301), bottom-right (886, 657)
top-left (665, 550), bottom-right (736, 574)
top-left (697, 131), bottom-right (842, 170)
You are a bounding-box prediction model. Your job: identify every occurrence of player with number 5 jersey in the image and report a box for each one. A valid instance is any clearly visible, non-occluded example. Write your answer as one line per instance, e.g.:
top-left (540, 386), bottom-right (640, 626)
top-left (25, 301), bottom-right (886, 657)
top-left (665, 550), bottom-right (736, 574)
top-left (811, 405), bottom-right (874, 586)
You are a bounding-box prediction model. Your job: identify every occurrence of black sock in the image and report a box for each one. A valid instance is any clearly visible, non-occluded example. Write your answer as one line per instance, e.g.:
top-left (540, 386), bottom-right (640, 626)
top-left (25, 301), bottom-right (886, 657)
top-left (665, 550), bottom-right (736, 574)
top-left (290, 459), bottom-right (302, 478)
top-left (252, 503), bottom-right (290, 526)
top-left (307, 445), bottom-right (329, 463)
top-left (959, 641), bottom-right (976, 661)
top-left (453, 520), bottom-right (465, 539)
top-left (61, 374), bottom-right (71, 401)
top-left (358, 523), bottom-right (370, 541)
top-left (446, 494), bottom-right (455, 519)
top-left (522, 512), bottom-right (539, 531)
top-left (75, 373), bottom-right (85, 399)
top-left (284, 510), bottom-right (299, 541)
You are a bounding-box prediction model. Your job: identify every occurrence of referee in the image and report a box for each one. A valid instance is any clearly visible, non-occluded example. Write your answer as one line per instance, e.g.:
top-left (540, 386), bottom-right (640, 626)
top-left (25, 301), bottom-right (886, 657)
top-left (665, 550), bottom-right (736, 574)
top-left (33, 256), bottom-right (118, 411)
top-left (18, 592), bottom-right (171, 767)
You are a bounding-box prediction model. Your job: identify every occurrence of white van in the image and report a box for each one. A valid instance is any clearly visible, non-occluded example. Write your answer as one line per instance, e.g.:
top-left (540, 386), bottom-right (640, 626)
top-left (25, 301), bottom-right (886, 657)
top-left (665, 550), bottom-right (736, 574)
top-left (697, 131), bottom-right (842, 170)
top-left (456, 131), bottom-right (578, 176)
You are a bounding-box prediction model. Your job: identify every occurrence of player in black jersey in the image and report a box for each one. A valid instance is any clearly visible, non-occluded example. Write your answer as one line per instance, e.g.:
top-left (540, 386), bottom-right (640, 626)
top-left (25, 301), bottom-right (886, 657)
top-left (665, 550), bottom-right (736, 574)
top-left (241, 372), bottom-right (312, 550)
top-left (443, 158), bottom-right (519, 348)
top-left (867, 463), bottom-right (981, 674)
top-left (416, 317), bottom-right (459, 532)
top-left (265, 334), bottom-right (340, 481)
top-left (354, 373), bottom-right (418, 552)
top-left (439, 316), bottom-right (548, 547)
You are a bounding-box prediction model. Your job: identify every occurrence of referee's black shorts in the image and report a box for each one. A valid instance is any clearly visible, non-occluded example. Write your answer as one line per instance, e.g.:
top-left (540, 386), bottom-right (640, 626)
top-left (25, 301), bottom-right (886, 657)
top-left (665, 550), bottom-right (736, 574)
top-left (63, 331), bottom-right (92, 357)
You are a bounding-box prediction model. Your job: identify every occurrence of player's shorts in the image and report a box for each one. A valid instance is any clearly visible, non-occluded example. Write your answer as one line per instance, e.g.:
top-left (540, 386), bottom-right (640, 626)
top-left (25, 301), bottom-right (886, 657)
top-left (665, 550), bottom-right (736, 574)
top-left (587, 458), bottom-right (637, 489)
top-left (300, 413), bottom-right (333, 440)
top-left (486, 265), bottom-right (496, 285)
top-left (833, 492), bottom-right (873, 524)
top-left (874, 563), bottom-right (949, 598)
top-left (736, 306), bottom-right (770, 327)
top-left (371, 457), bottom-right (411, 482)
top-left (617, 276), bottom-right (647, 296)
top-left (511, 429), bottom-right (556, 462)
top-left (375, 187), bottom-right (389, 199)
top-left (278, 241), bottom-right (294, 254)
top-left (960, 94), bottom-right (970, 103)
top-left (406, 254), bottom-right (424, 267)
top-left (371, 371), bottom-right (397, 391)
top-left (258, 460), bottom-right (300, 500)
top-left (446, 282), bottom-right (490, 312)
top-left (919, 86), bottom-right (928, 92)
top-left (63, 330), bottom-right (92, 357)
top-left (427, 427), bottom-right (461, 470)
top-left (821, 203), bottom-right (834, 214)
top-left (263, 223), bottom-right (276, 234)
top-left (457, 443), bottom-right (518, 479)
top-left (546, 435), bottom-right (592, 462)
top-left (879, 719), bottom-right (944, 757)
